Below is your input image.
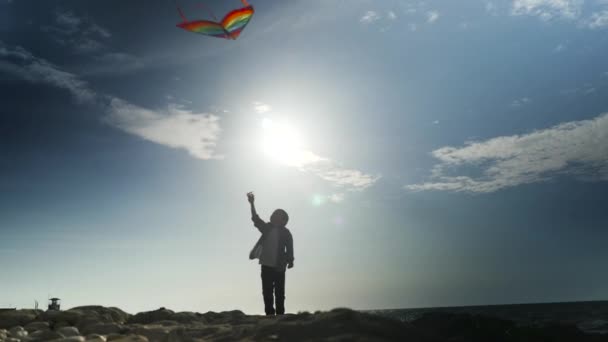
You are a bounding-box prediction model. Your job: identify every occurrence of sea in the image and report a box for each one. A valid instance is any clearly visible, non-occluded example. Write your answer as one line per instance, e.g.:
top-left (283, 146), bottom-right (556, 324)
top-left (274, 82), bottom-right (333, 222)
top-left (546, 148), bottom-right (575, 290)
top-left (367, 301), bottom-right (608, 335)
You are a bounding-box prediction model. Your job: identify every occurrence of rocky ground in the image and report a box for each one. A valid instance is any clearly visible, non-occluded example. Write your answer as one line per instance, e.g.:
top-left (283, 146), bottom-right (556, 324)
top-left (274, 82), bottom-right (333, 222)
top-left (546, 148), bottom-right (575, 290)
top-left (1, 305), bottom-right (607, 341)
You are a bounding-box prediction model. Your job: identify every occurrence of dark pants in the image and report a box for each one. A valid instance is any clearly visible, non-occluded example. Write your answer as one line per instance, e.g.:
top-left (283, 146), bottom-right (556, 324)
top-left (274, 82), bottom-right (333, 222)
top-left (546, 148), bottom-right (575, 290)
top-left (261, 265), bottom-right (285, 315)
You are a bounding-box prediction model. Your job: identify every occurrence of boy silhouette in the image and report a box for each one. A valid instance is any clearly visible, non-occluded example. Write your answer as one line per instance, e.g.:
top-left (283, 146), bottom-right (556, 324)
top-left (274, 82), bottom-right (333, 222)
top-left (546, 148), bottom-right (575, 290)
top-left (247, 192), bottom-right (294, 315)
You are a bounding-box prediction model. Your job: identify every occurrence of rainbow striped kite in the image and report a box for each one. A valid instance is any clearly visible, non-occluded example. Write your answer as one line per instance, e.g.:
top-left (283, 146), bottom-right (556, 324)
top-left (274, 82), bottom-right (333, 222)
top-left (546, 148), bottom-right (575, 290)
top-left (175, 0), bottom-right (254, 40)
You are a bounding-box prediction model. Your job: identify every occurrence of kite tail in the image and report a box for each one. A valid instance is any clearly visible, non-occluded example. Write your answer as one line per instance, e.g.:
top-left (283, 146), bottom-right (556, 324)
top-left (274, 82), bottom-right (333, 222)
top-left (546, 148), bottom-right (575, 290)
top-left (241, 0), bottom-right (250, 6)
top-left (174, 0), bottom-right (188, 22)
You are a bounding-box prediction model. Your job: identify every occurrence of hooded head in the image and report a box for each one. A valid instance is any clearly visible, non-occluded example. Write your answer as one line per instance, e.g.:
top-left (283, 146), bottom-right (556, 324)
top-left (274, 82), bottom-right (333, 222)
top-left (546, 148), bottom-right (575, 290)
top-left (270, 209), bottom-right (289, 227)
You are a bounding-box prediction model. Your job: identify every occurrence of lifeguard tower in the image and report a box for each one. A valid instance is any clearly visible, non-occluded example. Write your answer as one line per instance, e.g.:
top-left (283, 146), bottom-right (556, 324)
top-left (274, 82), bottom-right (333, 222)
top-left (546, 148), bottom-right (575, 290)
top-left (48, 298), bottom-right (61, 311)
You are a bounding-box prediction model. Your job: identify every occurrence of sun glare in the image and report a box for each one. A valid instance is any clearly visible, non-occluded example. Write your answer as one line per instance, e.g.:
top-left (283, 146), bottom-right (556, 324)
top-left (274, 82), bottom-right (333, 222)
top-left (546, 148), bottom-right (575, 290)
top-left (261, 118), bottom-right (322, 167)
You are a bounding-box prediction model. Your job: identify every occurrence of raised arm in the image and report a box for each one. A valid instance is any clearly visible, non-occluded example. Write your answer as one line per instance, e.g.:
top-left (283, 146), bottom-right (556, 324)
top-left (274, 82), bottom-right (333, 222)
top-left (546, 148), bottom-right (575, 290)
top-left (247, 192), bottom-right (267, 233)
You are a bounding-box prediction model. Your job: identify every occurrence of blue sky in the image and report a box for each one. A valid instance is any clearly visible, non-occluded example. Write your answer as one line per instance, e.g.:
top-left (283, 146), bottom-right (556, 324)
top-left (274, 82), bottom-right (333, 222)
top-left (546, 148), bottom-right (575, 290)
top-left (1, 0), bottom-right (607, 314)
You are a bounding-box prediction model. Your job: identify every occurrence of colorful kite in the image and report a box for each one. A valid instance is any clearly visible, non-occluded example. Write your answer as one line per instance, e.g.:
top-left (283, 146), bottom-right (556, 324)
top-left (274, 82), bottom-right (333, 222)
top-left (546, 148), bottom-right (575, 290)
top-left (175, 0), bottom-right (254, 40)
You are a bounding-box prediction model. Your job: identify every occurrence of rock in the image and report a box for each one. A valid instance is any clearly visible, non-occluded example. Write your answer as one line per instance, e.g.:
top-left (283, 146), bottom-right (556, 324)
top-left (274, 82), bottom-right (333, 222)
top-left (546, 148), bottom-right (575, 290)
top-left (8, 326), bottom-right (28, 339)
top-left (57, 326), bottom-right (81, 337)
top-left (74, 306), bottom-right (129, 320)
top-left (24, 321), bottom-right (50, 333)
top-left (51, 337), bottom-right (86, 342)
top-left (152, 321), bottom-right (179, 327)
top-left (69, 306), bottom-right (130, 327)
top-left (166, 325), bottom-right (224, 341)
top-left (0, 310), bottom-right (40, 329)
top-left (81, 323), bottom-right (125, 336)
top-left (200, 310), bottom-right (246, 324)
top-left (85, 333), bottom-right (107, 341)
top-left (107, 335), bottom-right (148, 342)
top-left (105, 333), bottom-right (125, 341)
top-left (36, 306), bottom-right (130, 332)
top-left (127, 308), bottom-right (212, 326)
top-left (5, 337), bottom-right (21, 342)
top-left (253, 308), bottom-right (429, 342)
top-left (26, 329), bottom-right (64, 341)
top-left (130, 325), bottom-right (173, 341)
top-left (37, 310), bottom-right (83, 329)
top-left (127, 308), bottom-right (175, 325)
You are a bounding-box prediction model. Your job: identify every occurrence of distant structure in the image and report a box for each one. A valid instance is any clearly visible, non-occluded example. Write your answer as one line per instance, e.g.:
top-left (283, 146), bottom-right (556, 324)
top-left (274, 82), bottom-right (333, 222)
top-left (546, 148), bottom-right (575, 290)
top-left (0, 302), bottom-right (16, 312)
top-left (48, 298), bottom-right (61, 311)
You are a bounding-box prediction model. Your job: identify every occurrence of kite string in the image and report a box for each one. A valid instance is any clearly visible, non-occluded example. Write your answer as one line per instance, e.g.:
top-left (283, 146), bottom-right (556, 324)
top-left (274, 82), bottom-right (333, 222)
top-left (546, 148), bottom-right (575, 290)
top-left (173, 0), bottom-right (188, 22)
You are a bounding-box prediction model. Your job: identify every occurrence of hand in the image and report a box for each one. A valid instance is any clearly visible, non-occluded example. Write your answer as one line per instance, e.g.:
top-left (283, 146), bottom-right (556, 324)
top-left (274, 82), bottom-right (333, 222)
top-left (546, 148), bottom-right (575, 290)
top-left (287, 262), bottom-right (294, 269)
top-left (247, 192), bottom-right (255, 204)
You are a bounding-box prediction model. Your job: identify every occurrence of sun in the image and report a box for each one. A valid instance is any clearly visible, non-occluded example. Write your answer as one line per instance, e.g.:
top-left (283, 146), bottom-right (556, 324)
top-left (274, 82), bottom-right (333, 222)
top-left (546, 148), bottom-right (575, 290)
top-left (260, 118), bottom-right (322, 168)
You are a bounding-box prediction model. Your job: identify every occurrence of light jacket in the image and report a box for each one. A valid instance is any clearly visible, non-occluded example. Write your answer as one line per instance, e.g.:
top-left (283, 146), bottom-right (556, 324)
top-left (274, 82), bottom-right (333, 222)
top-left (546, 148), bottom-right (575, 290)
top-left (249, 214), bottom-right (294, 271)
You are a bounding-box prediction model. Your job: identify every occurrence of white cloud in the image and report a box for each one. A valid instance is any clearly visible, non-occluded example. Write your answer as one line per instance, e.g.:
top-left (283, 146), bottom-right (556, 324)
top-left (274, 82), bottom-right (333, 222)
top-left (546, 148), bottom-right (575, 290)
top-left (406, 113), bottom-right (608, 193)
top-left (511, 97), bottom-right (532, 107)
top-left (0, 41), bottom-right (95, 103)
top-left (54, 10), bottom-right (81, 33)
top-left (360, 10), bottom-right (381, 23)
top-left (387, 11), bottom-right (398, 20)
top-left (427, 11), bottom-right (440, 23)
top-left (511, 0), bottom-right (583, 21)
top-left (80, 52), bottom-right (144, 75)
top-left (88, 23), bottom-right (111, 39)
top-left (43, 10), bottom-right (111, 54)
top-left (554, 43), bottom-right (566, 52)
top-left (486, 2), bottom-right (499, 15)
top-left (305, 161), bottom-right (380, 190)
top-left (328, 193), bottom-right (345, 203)
top-left (0, 42), bottom-right (223, 161)
top-left (253, 101), bottom-right (272, 114)
top-left (42, 9), bottom-right (143, 75)
top-left (105, 99), bottom-right (223, 160)
top-left (586, 10), bottom-right (608, 28)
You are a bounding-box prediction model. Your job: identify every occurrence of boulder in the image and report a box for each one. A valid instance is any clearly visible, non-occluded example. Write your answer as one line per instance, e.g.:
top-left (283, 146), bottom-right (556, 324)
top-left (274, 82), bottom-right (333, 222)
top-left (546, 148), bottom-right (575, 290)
top-left (0, 310), bottom-right (40, 329)
top-left (200, 310), bottom-right (246, 324)
top-left (26, 329), bottom-right (64, 341)
top-left (127, 308), bottom-right (176, 325)
top-left (80, 323), bottom-right (125, 336)
top-left (57, 326), bottom-right (81, 337)
top-left (8, 326), bottom-right (28, 339)
top-left (129, 325), bottom-right (173, 341)
top-left (51, 337), bottom-right (86, 342)
top-left (24, 321), bottom-right (50, 333)
top-left (36, 306), bottom-right (130, 331)
top-left (252, 308), bottom-right (430, 342)
top-left (85, 333), bottom-right (107, 341)
top-left (105, 333), bottom-right (125, 341)
top-left (151, 320), bottom-right (179, 327)
top-left (37, 310), bottom-right (83, 328)
top-left (107, 334), bottom-right (149, 342)
top-left (69, 306), bottom-right (130, 326)
top-left (127, 309), bottom-right (203, 325)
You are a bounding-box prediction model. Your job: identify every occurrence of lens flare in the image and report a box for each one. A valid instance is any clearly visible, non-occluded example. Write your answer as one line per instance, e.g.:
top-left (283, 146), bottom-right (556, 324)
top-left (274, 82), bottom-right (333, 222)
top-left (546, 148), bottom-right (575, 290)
top-left (312, 194), bottom-right (326, 207)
